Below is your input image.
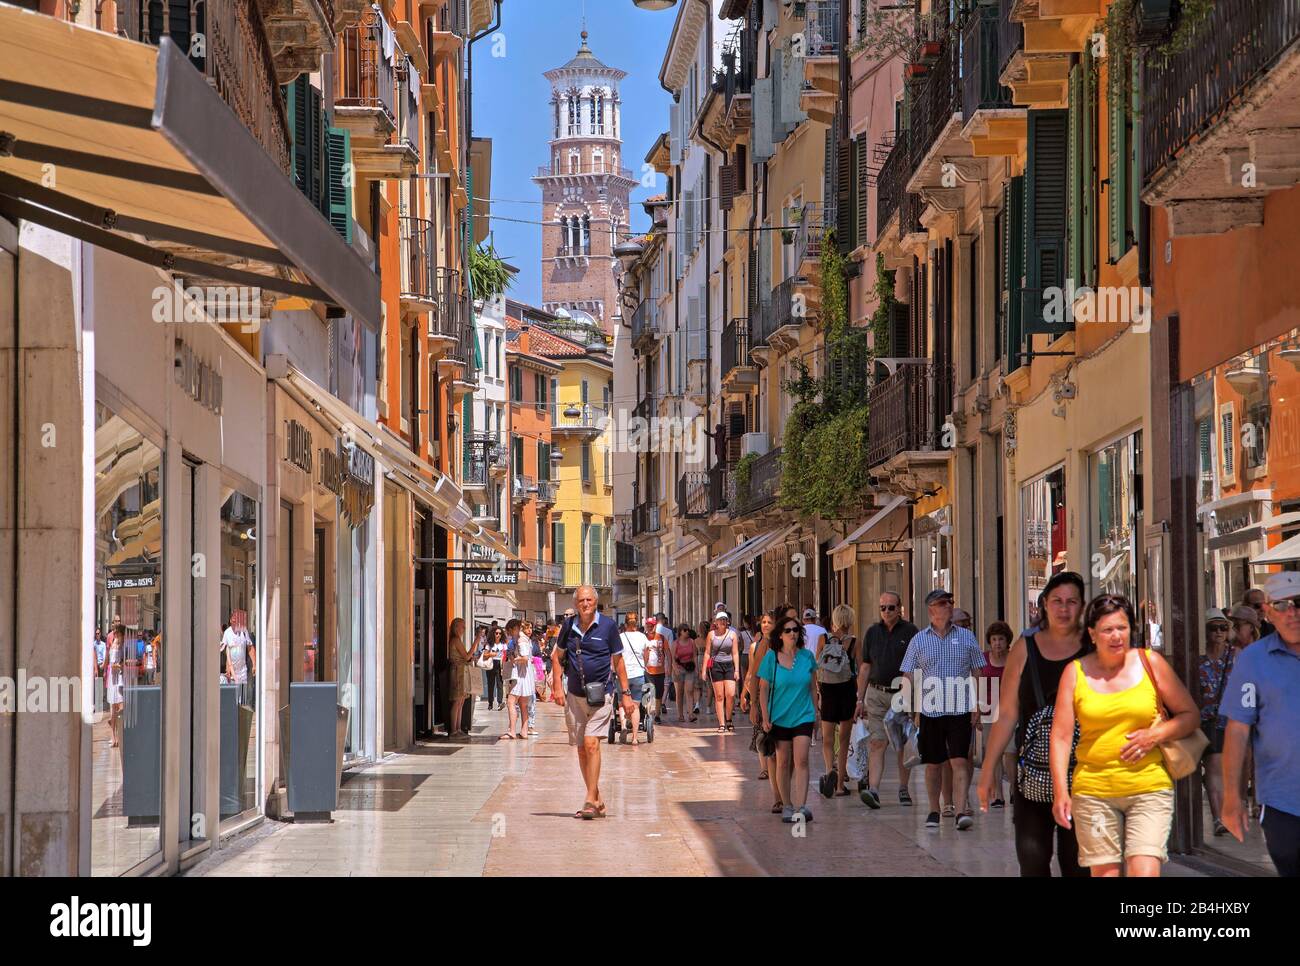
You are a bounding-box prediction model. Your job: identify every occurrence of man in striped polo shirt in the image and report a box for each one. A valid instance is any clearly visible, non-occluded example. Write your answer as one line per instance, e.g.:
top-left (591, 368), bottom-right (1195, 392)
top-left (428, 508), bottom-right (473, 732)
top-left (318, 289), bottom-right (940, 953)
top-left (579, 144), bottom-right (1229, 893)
top-left (900, 588), bottom-right (986, 831)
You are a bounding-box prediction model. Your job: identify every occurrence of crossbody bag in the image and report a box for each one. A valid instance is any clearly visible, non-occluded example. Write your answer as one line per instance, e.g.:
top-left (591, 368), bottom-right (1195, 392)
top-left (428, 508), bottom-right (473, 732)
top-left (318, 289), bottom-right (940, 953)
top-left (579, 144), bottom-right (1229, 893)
top-left (568, 618), bottom-right (607, 707)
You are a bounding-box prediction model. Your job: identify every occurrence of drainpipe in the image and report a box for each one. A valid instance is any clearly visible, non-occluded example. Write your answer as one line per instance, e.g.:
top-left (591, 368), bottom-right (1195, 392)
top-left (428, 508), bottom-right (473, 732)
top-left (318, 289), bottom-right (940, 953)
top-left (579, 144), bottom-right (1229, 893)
top-left (8, 218), bottom-right (18, 873)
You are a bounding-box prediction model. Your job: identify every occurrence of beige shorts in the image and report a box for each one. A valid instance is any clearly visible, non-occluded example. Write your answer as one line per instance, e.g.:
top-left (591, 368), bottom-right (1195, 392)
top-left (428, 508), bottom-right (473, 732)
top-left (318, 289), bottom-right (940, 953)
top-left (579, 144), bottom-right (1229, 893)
top-left (1072, 788), bottom-right (1175, 867)
top-left (865, 687), bottom-right (897, 743)
top-left (564, 691), bottom-right (614, 746)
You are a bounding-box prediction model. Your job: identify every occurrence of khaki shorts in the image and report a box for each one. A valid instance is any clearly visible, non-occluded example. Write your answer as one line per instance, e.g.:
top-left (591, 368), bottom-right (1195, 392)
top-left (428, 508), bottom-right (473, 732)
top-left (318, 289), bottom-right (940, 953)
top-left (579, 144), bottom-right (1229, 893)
top-left (564, 691), bottom-right (614, 746)
top-left (865, 687), bottom-right (897, 743)
top-left (1072, 788), bottom-right (1175, 867)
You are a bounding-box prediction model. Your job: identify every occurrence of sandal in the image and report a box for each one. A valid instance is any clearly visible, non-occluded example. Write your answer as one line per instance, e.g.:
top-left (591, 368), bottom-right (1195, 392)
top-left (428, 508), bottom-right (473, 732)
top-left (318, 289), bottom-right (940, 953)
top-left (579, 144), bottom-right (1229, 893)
top-left (756, 770), bottom-right (769, 780)
top-left (835, 787), bottom-right (851, 797)
top-left (726, 720), bottom-right (735, 733)
top-left (593, 802), bottom-right (607, 818)
top-left (770, 800), bottom-right (784, 814)
top-left (500, 733), bottom-right (515, 740)
top-left (717, 724), bottom-right (726, 734)
top-left (575, 802), bottom-right (600, 820)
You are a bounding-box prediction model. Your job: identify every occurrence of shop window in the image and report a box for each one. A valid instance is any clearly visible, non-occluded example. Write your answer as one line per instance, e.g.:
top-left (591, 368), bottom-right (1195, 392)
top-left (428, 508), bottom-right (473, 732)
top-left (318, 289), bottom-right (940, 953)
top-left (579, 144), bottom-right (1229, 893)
top-left (1089, 432), bottom-right (1142, 602)
top-left (1021, 466), bottom-right (1067, 628)
top-left (1243, 402), bottom-right (1269, 471)
top-left (219, 489), bottom-right (260, 821)
top-left (1219, 403), bottom-right (1235, 480)
top-left (93, 401), bottom-right (164, 874)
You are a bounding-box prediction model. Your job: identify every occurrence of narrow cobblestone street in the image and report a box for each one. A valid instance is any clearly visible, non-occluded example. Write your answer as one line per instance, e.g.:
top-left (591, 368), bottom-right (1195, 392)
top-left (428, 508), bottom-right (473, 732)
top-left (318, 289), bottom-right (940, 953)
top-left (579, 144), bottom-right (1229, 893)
top-left (190, 699), bottom-right (1205, 877)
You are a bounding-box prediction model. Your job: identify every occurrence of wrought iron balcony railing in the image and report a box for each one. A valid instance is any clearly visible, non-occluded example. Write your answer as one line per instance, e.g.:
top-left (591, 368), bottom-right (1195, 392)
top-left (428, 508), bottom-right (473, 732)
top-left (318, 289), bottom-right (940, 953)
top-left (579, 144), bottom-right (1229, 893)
top-left (824, 330), bottom-right (872, 410)
top-left (631, 299), bottom-right (660, 349)
top-left (794, 203), bottom-right (826, 268)
top-left (534, 478), bottom-right (558, 505)
top-left (399, 216), bottom-right (435, 304)
top-left (677, 471), bottom-right (712, 520)
top-left (1142, 0), bottom-right (1300, 184)
top-left (616, 540), bottom-right (641, 574)
top-left (908, 26), bottom-right (963, 175)
top-left (431, 267), bottom-right (468, 350)
top-left (118, 0), bottom-right (290, 171)
top-left (536, 162), bottom-right (636, 180)
top-left (632, 501), bottom-right (662, 537)
top-left (464, 434), bottom-right (502, 484)
top-left (721, 318), bottom-right (751, 379)
top-left (804, 0), bottom-right (842, 57)
top-left (512, 474), bottom-right (535, 504)
top-left (709, 464), bottom-right (732, 516)
top-left (962, 1), bottom-right (1017, 120)
top-left (732, 447), bottom-right (781, 517)
top-left (552, 403), bottom-right (606, 432)
top-left (866, 361), bottom-right (954, 468)
top-left (877, 129), bottom-right (908, 231)
top-left (337, 9), bottom-right (396, 124)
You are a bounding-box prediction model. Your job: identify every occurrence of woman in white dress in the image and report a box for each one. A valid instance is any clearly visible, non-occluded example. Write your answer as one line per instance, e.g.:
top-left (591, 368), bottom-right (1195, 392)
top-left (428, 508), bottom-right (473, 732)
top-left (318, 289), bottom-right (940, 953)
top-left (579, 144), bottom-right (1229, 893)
top-left (106, 622), bottom-right (126, 747)
top-left (502, 619), bottom-right (535, 740)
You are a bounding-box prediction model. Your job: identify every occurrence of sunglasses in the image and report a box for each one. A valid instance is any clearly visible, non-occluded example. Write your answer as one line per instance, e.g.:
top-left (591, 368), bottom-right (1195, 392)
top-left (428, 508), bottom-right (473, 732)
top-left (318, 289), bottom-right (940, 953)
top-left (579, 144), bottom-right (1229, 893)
top-left (1273, 598), bottom-right (1300, 614)
top-left (879, 604), bottom-right (898, 611)
top-left (781, 626), bottom-right (799, 635)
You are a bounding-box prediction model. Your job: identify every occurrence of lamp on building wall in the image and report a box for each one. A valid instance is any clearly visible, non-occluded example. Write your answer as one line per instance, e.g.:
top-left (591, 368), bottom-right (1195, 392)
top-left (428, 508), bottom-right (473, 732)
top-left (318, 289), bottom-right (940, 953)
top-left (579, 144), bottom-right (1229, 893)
top-left (633, 0), bottom-right (678, 9)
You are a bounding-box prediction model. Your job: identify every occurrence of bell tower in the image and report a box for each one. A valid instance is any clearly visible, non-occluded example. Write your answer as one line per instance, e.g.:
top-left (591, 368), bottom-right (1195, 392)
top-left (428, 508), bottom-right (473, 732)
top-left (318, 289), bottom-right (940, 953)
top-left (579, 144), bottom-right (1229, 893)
top-left (535, 31), bottom-right (636, 336)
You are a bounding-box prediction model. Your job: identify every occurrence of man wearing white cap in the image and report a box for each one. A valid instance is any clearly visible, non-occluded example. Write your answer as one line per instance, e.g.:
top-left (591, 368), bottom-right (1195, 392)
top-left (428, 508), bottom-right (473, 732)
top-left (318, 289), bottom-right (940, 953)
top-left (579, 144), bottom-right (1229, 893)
top-left (1221, 571), bottom-right (1300, 876)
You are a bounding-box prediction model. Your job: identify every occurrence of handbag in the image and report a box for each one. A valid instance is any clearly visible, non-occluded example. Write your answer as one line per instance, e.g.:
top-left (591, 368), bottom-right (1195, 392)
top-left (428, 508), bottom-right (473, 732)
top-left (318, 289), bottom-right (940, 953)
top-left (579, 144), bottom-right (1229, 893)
top-left (758, 651), bottom-right (779, 757)
top-left (570, 619), bottom-right (607, 707)
top-left (475, 645), bottom-right (494, 671)
top-left (1137, 648), bottom-right (1209, 781)
top-left (1017, 637), bottom-right (1080, 803)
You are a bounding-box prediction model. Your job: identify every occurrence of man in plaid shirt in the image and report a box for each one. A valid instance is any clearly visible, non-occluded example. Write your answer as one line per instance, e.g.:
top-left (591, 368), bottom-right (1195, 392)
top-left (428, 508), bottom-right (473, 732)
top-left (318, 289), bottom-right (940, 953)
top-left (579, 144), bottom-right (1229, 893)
top-left (900, 588), bottom-right (985, 831)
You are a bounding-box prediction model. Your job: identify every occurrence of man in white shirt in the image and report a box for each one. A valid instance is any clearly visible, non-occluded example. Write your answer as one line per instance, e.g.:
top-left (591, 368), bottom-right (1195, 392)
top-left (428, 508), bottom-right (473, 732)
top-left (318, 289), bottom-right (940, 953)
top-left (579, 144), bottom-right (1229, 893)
top-left (803, 608), bottom-right (828, 657)
top-left (618, 613), bottom-right (650, 744)
top-left (653, 613), bottom-right (676, 710)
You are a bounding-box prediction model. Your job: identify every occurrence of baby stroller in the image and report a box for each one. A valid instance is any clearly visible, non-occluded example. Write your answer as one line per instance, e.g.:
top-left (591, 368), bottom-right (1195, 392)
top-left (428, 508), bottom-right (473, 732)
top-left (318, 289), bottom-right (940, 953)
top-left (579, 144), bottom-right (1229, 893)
top-left (609, 678), bottom-right (656, 744)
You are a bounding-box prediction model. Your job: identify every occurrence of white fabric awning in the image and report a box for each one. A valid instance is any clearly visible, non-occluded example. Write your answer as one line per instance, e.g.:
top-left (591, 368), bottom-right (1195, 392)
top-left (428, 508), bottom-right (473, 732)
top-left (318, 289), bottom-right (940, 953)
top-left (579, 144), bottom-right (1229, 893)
top-left (708, 524), bottom-right (799, 572)
top-left (706, 532), bottom-right (767, 573)
top-left (1251, 532), bottom-right (1300, 566)
top-left (828, 495), bottom-right (908, 555)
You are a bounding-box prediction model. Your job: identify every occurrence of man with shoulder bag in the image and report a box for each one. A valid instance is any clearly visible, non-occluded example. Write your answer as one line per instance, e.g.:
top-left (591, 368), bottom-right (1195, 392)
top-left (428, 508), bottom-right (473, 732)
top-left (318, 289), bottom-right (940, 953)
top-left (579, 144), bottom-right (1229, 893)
top-left (551, 585), bottom-right (635, 820)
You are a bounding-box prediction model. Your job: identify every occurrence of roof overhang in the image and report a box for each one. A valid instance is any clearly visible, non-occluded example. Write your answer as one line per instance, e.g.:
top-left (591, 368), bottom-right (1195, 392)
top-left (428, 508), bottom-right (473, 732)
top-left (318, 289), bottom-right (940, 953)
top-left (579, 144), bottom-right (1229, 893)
top-left (660, 0), bottom-right (711, 94)
top-left (0, 7), bottom-right (380, 331)
top-left (829, 495), bottom-right (910, 555)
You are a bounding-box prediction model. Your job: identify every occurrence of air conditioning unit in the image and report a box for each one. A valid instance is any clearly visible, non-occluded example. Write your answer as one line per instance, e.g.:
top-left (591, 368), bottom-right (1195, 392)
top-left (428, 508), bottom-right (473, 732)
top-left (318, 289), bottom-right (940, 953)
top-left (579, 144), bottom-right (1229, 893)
top-left (742, 432), bottom-right (770, 457)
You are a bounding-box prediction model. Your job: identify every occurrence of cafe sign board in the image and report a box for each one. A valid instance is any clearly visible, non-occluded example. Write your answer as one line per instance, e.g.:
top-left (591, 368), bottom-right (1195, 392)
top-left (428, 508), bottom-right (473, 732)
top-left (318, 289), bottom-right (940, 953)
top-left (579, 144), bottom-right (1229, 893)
top-left (320, 439), bottom-right (375, 527)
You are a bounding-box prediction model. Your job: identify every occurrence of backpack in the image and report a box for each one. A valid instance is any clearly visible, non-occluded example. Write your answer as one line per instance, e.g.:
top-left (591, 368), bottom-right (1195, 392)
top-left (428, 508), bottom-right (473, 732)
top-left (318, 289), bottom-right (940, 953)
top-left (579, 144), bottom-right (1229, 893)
top-left (816, 635), bottom-right (855, 684)
top-left (1017, 637), bottom-right (1080, 803)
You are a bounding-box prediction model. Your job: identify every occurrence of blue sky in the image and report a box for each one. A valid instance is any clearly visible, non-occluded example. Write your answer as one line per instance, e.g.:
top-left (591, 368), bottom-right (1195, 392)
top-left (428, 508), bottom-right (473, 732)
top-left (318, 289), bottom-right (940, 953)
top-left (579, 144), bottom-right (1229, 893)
top-left (472, 0), bottom-right (676, 306)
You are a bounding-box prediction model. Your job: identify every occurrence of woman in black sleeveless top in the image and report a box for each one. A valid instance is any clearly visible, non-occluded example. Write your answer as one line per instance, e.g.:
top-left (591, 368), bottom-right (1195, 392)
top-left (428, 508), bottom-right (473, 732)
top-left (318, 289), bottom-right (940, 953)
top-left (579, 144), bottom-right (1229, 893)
top-left (978, 572), bottom-right (1091, 876)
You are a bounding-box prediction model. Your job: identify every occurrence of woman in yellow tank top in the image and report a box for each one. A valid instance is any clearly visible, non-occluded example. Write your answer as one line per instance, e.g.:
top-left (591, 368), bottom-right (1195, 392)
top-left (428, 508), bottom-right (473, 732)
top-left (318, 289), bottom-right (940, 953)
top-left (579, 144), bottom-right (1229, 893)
top-left (1049, 595), bottom-right (1198, 877)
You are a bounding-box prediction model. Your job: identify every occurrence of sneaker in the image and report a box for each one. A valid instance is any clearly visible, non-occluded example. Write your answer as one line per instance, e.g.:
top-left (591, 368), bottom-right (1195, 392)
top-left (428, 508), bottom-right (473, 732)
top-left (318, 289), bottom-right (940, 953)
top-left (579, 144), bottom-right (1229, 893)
top-left (799, 806), bottom-right (814, 823)
top-left (956, 811), bottom-right (974, 831)
top-left (990, 798), bottom-right (1005, 809)
top-left (1213, 820), bottom-right (1229, 836)
top-left (925, 811), bottom-right (940, 829)
top-left (781, 806), bottom-right (796, 824)
top-left (899, 788), bottom-right (913, 806)
top-left (941, 804), bottom-right (956, 818)
top-left (860, 787), bottom-right (881, 810)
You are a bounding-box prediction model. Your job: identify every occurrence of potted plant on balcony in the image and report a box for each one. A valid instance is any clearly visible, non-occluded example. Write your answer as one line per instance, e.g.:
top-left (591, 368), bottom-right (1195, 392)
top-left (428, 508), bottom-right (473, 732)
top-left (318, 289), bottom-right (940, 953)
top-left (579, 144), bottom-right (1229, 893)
top-left (469, 239), bottom-right (513, 309)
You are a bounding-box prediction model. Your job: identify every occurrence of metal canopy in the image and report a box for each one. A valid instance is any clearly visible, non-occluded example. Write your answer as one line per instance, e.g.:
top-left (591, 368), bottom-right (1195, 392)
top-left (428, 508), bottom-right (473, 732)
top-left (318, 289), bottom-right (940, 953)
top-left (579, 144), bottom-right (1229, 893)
top-left (829, 495), bottom-right (910, 555)
top-left (0, 8), bottom-right (380, 330)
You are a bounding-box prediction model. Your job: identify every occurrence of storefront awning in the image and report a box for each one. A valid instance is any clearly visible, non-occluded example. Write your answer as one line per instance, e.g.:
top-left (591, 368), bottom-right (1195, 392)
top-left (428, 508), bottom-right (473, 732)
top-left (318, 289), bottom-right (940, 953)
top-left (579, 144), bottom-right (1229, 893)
top-left (706, 524), bottom-right (799, 573)
top-left (0, 8), bottom-right (379, 330)
top-left (270, 358), bottom-right (517, 562)
top-left (828, 495), bottom-right (909, 555)
top-left (1250, 532), bottom-right (1300, 566)
top-left (1208, 525), bottom-right (1265, 552)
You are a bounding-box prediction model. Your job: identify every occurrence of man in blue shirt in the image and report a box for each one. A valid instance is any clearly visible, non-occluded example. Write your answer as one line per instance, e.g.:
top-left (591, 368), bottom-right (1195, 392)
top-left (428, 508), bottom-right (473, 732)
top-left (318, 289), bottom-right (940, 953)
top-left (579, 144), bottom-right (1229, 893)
top-left (550, 585), bottom-right (634, 820)
top-left (1222, 571), bottom-right (1300, 876)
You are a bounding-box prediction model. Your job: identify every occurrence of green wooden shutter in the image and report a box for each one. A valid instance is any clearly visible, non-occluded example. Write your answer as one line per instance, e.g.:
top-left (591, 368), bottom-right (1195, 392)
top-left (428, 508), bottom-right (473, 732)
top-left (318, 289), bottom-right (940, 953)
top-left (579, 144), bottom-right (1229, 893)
top-left (553, 521), bottom-right (565, 565)
top-left (1002, 175), bottom-right (1025, 367)
top-left (856, 137), bottom-right (870, 248)
top-left (1108, 54), bottom-right (1129, 263)
top-left (325, 126), bottom-right (353, 244)
top-left (512, 436), bottom-right (523, 475)
top-left (582, 441), bottom-right (592, 482)
top-left (591, 523), bottom-right (603, 569)
top-left (1081, 48), bottom-right (1096, 287)
top-left (1024, 110), bottom-right (1069, 337)
top-left (1129, 55), bottom-right (1141, 259)
top-left (1068, 64), bottom-right (1082, 289)
top-left (836, 134), bottom-right (854, 254)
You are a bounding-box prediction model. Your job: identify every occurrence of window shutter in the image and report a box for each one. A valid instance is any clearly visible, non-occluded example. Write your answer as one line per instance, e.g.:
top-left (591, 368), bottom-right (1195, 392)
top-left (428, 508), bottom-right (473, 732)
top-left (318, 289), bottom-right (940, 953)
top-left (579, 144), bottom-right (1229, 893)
top-left (307, 89), bottom-right (324, 210)
top-left (719, 163), bottom-right (737, 211)
top-left (325, 126), bottom-right (353, 243)
top-left (736, 144), bottom-right (747, 191)
top-left (728, 408), bottom-right (746, 437)
top-left (287, 76), bottom-right (309, 198)
top-left (553, 521), bottom-right (565, 564)
top-left (890, 301), bottom-right (909, 357)
top-left (748, 242), bottom-right (758, 318)
top-left (1024, 110), bottom-right (1069, 337)
top-left (1129, 56), bottom-right (1141, 261)
top-left (1108, 56), bottom-right (1129, 263)
top-left (1003, 175), bottom-right (1025, 367)
top-left (824, 123), bottom-right (836, 226)
top-left (670, 102), bottom-right (682, 165)
top-left (759, 222), bottom-right (772, 303)
top-left (752, 76), bottom-right (775, 160)
top-left (1068, 64), bottom-right (1082, 289)
top-left (1081, 48), bottom-right (1097, 287)
top-left (837, 134), bottom-right (853, 254)
top-left (582, 441), bottom-right (592, 482)
top-left (168, 0), bottom-right (191, 61)
top-left (856, 137), bottom-right (870, 248)
top-left (1221, 407), bottom-right (1235, 477)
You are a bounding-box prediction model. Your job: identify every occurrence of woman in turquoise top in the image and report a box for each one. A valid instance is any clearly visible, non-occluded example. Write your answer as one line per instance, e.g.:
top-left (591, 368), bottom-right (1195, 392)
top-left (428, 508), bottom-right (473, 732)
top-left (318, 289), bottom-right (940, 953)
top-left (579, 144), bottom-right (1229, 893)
top-left (759, 617), bottom-right (821, 823)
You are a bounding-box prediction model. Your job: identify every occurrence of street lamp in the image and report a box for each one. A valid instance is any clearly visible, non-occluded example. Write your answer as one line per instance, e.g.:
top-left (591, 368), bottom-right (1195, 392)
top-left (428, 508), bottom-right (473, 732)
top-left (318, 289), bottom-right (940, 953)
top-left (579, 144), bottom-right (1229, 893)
top-left (633, 0), bottom-right (678, 9)
top-left (614, 239), bottom-right (644, 274)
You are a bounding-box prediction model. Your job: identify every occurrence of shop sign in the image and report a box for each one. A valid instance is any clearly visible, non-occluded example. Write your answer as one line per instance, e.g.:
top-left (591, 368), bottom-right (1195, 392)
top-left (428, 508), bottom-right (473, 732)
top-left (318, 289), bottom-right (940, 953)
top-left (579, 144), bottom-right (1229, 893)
top-left (320, 438), bottom-right (375, 528)
top-left (106, 574), bottom-right (157, 590)
top-left (1216, 510), bottom-right (1258, 537)
top-left (173, 338), bottom-right (223, 415)
top-left (465, 569), bottom-right (519, 585)
top-left (913, 505), bottom-right (950, 538)
top-left (283, 419), bottom-right (313, 474)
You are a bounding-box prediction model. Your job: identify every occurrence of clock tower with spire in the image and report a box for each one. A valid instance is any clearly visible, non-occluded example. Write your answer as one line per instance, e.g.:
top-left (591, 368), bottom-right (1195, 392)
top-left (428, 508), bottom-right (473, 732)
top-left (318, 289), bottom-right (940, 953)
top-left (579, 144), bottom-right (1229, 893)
top-left (535, 30), bottom-right (636, 337)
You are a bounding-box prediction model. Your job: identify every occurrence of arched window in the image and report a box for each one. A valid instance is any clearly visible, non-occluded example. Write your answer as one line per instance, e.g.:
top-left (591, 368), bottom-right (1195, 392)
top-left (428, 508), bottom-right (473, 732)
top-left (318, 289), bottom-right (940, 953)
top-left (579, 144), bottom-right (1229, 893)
top-left (582, 215), bottom-right (591, 255)
top-left (559, 216), bottom-right (569, 253)
top-left (592, 148), bottom-right (603, 174)
top-left (592, 92), bottom-right (604, 134)
top-left (554, 98), bottom-right (561, 138)
top-left (567, 96), bottom-right (578, 135)
top-left (569, 151), bottom-right (580, 174)
top-left (570, 218), bottom-right (582, 252)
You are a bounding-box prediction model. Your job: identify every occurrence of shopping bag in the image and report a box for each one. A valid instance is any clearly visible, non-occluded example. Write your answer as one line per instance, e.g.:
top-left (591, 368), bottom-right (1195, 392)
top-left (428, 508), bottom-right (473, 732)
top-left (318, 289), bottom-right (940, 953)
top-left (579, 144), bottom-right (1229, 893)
top-left (846, 719), bottom-right (870, 783)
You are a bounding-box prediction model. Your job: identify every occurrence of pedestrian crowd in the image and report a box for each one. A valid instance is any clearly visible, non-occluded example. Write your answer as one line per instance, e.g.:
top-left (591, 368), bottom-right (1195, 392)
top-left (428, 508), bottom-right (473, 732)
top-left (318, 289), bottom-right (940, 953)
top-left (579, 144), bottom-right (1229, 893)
top-left (445, 570), bottom-right (1299, 878)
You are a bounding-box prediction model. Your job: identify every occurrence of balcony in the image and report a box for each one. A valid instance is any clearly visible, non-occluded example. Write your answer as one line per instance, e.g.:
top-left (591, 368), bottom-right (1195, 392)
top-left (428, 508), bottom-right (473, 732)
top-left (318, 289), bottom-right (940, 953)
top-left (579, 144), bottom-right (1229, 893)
top-left (512, 474), bottom-right (534, 506)
top-left (399, 216), bottom-right (435, 314)
top-left (615, 541), bottom-right (642, 576)
top-left (526, 558), bottom-right (565, 586)
top-left (261, 0), bottom-right (351, 83)
top-left (632, 392), bottom-right (658, 422)
top-left (876, 130), bottom-right (908, 237)
top-left (904, 24), bottom-right (969, 203)
top-left (721, 318), bottom-right (758, 393)
top-left (534, 478), bottom-right (558, 507)
top-left (631, 299), bottom-right (661, 353)
top-left (825, 330), bottom-right (872, 410)
top-left (552, 403), bottom-right (606, 437)
top-left (794, 203), bottom-right (826, 279)
top-left (732, 447), bottom-right (781, 517)
top-left (534, 162), bottom-right (638, 183)
top-left (489, 442), bottom-right (508, 477)
top-left (767, 278), bottom-right (808, 351)
top-left (866, 361), bottom-right (953, 492)
top-left (430, 268), bottom-right (467, 354)
top-left (801, 0), bottom-right (842, 125)
top-left (961, 0), bottom-right (1023, 161)
top-left (118, 0), bottom-right (290, 172)
top-left (677, 471), bottom-right (712, 520)
top-left (632, 501), bottom-right (662, 538)
top-left (708, 464), bottom-right (733, 522)
top-left (335, 10), bottom-right (418, 178)
top-left (462, 441), bottom-right (488, 491)
top-left (1142, 0), bottom-right (1300, 236)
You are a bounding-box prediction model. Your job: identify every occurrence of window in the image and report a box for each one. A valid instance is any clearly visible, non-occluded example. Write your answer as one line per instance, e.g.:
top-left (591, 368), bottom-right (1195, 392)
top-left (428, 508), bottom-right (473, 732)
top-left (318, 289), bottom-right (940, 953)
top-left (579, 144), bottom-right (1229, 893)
top-left (1021, 467), bottom-right (1067, 628)
top-left (509, 366), bottom-right (523, 402)
top-left (537, 439), bottom-right (549, 480)
top-left (512, 436), bottom-right (523, 475)
top-left (1089, 433), bottom-right (1142, 601)
top-left (535, 373), bottom-right (547, 409)
top-left (1244, 401), bottom-right (1269, 471)
top-left (552, 520), bottom-right (565, 564)
top-left (559, 216), bottom-right (569, 253)
top-left (1220, 404), bottom-right (1235, 478)
top-left (582, 442), bottom-right (593, 483)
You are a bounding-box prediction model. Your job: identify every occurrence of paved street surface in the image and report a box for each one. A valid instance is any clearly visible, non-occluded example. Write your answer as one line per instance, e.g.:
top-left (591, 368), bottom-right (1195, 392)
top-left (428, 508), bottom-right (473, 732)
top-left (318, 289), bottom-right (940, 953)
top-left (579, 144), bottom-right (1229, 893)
top-left (189, 699), bottom-right (1204, 877)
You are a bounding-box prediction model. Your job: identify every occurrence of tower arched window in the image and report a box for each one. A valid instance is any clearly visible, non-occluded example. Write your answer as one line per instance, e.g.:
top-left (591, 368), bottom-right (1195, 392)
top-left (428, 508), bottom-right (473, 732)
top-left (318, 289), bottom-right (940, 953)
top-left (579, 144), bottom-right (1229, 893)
top-left (570, 217), bottom-right (582, 252)
top-left (554, 98), bottom-right (561, 138)
top-left (592, 92), bottom-right (604, 135)
top-left (569, 151), bottom-right (580, 174)
top-left (559, 216), bottom-right (569, 254)
top-left (582, 215), bottom-right (591, 255)
top-left (567, 95), bottom-right (578, 136)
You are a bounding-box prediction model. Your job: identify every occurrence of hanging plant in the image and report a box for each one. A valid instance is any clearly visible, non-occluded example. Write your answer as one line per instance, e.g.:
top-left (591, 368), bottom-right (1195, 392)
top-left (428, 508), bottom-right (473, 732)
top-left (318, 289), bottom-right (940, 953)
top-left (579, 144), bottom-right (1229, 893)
top-left (734, 452), bottom-right (758, 505)
top-left (868, 253), bottom-right (897, 355)
top-left (469, 240), bottom-right (513, 303)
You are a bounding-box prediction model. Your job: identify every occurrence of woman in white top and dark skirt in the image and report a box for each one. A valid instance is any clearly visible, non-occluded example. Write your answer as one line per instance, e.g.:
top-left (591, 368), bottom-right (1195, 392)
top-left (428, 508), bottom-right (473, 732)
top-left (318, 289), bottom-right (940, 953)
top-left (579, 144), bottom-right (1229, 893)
top-left (503, 619), bottom-right (535, 740)
top-left (706, 612), bottom-right (741, 733)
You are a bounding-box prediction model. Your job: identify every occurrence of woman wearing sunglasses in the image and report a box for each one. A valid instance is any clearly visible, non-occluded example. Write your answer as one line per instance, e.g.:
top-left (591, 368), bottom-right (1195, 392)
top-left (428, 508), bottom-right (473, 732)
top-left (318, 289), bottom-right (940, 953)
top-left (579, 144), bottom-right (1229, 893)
top-left (758, 616), bottom-right (820, 823)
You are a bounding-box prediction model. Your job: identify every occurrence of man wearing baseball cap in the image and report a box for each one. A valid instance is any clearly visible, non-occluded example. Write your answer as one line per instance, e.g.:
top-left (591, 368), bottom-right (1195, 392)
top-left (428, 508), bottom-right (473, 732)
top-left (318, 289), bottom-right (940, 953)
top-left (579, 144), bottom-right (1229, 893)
top-left (1221, 570), bottom-right (1300, 876)
top-left (899, 587), bottom-right (985, 831)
